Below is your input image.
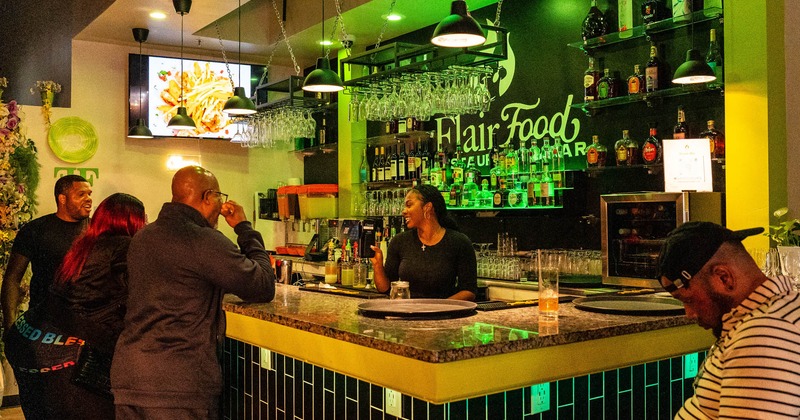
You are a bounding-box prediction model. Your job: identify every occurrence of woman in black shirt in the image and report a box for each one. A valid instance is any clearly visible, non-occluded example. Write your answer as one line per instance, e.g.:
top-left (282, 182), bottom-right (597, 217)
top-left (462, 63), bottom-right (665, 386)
top-left (370, 185), bottom-right (477, 300)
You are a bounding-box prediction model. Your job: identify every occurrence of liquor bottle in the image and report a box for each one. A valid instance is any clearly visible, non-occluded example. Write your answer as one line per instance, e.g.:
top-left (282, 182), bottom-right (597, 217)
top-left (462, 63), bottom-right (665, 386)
top-left (528, 138), bottom-right (541, 174)
top-left (397, 118), bottom-right (407, 134)
top-left (463, 171), bottom-right (480, 208)
top-left (551, 137), bottom-right (565, 188)
top-left (517, 140), bottom-right (529, 175)
top-left (645, 45), bottom-right (662, 92)
top-left (397, 143), bottom-right (407, 181)
top-left (527, 172), bottom-right (541, 207)
top-left (627, 64), bottom-right (645, 95)
top-left (584, 57), bottom-right (600, 102)
top-left (505, 143), bottom-right (519, 181)
top-left (448, 183), bottom-right (460, 207)
top-left (466, 160), bottom-right (482, 188)
top-left (586, 135), bottom-right (607, 167)
top-left (615, 130), bottom-right (631, 166)
top-left (618, 0), bottom-right (633, 36)
top-left (371, 147), bottom-right (380, 182)
top-left (641, 123), bottom-right (662, 164)
top-left (359, 148), bottom-right (368, 184)
top-left (493, 178), bottom-right (509, 208)
top-left (540, 137), bottom-right (553, 176)
top-left (641, 0), bottom-right (668, 24)
top-left (597, 68), bottom-right (612, 100)
top-left (700, 120), bottom-right (725, 160)
top-left (430, 158), bottom-right (442, 188)
top-left (389, 145), bottom-right (399, 181)
top-left (376, 147), bottom-right (386, 181)
top-left (479, 180), bottom-right (493, 207)
top-left (385, 119), bottom-right (398, 134)
top-left (582, 0), bottom-right (607, 41)
top-left (507, 183), bottom-right (525, 208)
top-left (451, 143), bottom-right (465, 185)
top-left (625, 131), bottom-right (639, 166)
top-left (489, 148), bottom-right (504, 191)
top-left (673, 106), bottom-right (688, 139)
top-left (540, 167), bottom-right (555, 206)
top-left (441, 150), bottom-right (452, 188)
top-left (672, 0), bottom-right (692, 23)
top-left (706, 29), bottom-right (723, 82)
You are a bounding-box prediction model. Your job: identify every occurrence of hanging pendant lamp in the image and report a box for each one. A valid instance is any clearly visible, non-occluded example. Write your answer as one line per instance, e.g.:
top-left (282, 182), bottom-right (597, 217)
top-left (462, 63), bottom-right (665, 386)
top-left (672, 8), bottom-right (716, 85)
top-left (168, 0), bottom-right (197, 130)
top-left (431, 0), bottom-right (486, 48)
top-left (302, 0), bottom-right (344, 93)
top-left (128, 28), bottom-right (154, 138)
top-left (222, 0), bottom-right (256, 115)
top-left (672, 49), bottom-right (716, 84)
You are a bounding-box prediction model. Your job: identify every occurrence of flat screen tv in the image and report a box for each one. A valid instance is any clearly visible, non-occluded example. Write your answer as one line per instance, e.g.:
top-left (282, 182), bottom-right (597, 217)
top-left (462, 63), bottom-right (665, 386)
top-left (128, 54), bottom-right (265, 139)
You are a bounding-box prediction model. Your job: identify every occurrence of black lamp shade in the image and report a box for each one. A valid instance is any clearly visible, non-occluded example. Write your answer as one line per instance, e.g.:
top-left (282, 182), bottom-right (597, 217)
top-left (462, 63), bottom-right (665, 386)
top-left (223, 87), bottom-right (257, 115)
top-left (431, 0), bottom-right (486, 48)
top-left (672, 49), bottom-right (717, 84)
top-left (302, 57), bottom-right (344, 92)
top-left (128, 118), bottom-right (154, 138)
top-left (167, 106), bottom-right (196, 130)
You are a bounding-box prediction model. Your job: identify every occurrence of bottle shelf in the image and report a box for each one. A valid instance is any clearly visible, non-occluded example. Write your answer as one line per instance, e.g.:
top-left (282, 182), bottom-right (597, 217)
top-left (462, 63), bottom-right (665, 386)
top-left (586, 163), bottom-right (663, 176)
top-left (290, 142), bottom-right (338, 157)
top-left (253, 75), bottom-right (335, 112)
top-left (568, 8), bottom-right (723, 53)
top-left (363, 130), bottom-right (433, 147)
top-left (573, 83), bottom-right (723, 115)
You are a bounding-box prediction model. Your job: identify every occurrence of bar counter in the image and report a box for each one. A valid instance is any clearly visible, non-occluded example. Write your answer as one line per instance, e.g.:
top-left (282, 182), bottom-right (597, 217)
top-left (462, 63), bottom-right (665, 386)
top-left (223, 284), bottom-right (713, 405)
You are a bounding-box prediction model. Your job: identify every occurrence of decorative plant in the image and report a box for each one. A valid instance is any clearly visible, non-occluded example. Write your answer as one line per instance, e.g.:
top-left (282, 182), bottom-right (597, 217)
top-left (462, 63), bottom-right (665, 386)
top-left (767, 207), bottom-right (800, 247)
top-left (0, 77), bottom-right (7, 88)
top-left (30, 80), bottom-right (62, 127)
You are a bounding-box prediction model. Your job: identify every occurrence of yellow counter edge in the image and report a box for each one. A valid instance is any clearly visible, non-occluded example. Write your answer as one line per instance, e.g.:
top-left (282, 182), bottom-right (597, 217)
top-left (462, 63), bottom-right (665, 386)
top-left (226, 311), bottom-right (713, 404)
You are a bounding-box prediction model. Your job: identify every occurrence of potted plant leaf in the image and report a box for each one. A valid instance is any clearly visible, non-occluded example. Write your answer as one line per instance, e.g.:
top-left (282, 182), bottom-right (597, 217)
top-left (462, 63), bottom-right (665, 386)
top-left (767, 207), bottom-right (800, 277)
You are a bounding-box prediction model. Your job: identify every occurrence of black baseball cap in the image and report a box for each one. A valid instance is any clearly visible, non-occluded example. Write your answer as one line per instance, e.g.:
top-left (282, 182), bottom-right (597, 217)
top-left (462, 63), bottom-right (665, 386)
top-left (657, 221), bottom-right (764, 292)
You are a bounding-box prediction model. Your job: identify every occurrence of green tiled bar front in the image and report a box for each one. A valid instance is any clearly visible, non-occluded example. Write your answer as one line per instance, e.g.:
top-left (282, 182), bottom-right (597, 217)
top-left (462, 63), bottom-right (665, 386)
top-left (222, 337), bottom-right (704, 419)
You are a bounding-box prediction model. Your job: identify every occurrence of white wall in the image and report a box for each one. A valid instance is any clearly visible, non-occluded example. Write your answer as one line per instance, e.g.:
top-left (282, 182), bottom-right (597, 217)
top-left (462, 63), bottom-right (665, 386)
top-left (18, 39), bottom-right (304, 242)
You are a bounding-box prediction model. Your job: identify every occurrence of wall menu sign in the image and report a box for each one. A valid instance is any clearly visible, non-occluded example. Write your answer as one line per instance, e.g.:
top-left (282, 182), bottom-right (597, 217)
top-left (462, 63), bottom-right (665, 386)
top-left (662, 138), bottom-right (713, 192)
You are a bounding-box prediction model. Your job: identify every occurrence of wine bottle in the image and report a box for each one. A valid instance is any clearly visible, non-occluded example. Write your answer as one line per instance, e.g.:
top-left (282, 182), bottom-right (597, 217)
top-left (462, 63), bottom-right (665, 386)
top-left (398, 143), bottom-right (407, 181)
top-left (706, 29), bottom-right (723, 82)
top-left (359, 148), bottom-right (368, 183)
top-left (673, 107), bottom-right (688, 139)
top-left (389, 145), bottom-right (399, 181)
top-left (407, 143), bottom-right (417, 180)
top-left (371, 147), bottom-right (380, 182)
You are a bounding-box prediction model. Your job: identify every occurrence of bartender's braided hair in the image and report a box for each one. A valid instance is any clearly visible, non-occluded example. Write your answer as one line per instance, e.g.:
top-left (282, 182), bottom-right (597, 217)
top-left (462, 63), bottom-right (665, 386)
top-left (411, 184), bottom-right (459, 231)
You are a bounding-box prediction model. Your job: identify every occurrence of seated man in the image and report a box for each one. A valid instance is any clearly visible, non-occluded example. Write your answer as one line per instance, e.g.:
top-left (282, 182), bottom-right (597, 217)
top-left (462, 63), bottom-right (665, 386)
top-left (658, 221), bottom-right (800, 419)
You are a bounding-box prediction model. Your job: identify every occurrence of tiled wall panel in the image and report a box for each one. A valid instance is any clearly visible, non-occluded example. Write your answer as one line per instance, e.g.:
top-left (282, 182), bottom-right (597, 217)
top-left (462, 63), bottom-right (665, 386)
top-left (222, 338), bottom-right (704, 419)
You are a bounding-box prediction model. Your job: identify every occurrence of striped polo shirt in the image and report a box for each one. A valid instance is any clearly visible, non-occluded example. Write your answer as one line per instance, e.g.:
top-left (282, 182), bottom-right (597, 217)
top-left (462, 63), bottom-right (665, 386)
top-left (677, 275), bottom-right (800, 419)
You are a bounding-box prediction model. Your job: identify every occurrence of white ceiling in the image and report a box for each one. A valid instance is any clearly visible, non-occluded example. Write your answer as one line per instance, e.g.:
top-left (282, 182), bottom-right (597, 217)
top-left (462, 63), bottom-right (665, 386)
top-left (76, 0), bottom-right (498, 70)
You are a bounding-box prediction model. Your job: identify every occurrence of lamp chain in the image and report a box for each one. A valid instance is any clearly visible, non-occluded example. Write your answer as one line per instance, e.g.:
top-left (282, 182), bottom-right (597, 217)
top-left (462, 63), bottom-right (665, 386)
top-left (269, 0), bottom-right (301, 75)
top-left (213, 21), bottom-right (236, 91)
top-left (373, 0), bottom-right (397, 50)
top-left (333, 0), bottom-right (350, 57)
top-left (180, 12), bottom-right (185, 107)
top-left (494, 0), bottom-right (504, 26)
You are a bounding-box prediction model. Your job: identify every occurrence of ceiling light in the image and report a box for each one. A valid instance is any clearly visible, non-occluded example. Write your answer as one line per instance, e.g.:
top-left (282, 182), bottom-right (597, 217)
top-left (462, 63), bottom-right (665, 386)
top-left (128, 27), bottom-right (154, 138)
top-left (222, 0), bottom-right (257, 115)
top-left (149, 11), bottom-right (167, 20)
top-left (672, 49), bottom-right (716, 84)
top-left (431, 0), bottom-right (486, 48)
top-left (385, 13), bottom-right (403, 21)
top-left (167, 0), bottom-right (197, 131)
top-left (319, 40), bottom-right (333, 46)
top-left (303, 0), bottom-right (344, 93)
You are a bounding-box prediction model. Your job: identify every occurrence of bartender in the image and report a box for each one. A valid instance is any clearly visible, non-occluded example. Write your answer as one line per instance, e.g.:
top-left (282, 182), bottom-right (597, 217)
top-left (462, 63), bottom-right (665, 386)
top-left (371, 184), bottom-right (477, 300)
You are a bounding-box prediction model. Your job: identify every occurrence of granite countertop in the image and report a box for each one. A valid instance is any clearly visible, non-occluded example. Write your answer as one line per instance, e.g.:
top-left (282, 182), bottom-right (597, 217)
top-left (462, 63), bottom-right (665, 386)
top-left (224, 284), bottom-right (697, 363)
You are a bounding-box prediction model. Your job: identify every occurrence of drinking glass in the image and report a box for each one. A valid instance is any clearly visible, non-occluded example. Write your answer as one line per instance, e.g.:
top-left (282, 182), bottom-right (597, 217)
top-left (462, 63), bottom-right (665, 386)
top-left (389, 281), bottom-right (411, 299)
top-left (538, 251), bottom-right (559, 321)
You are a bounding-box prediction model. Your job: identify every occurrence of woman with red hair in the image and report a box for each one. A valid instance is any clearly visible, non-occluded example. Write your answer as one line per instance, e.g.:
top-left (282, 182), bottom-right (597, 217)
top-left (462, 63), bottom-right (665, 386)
top-left (4, 192), bottom-right (146, 419)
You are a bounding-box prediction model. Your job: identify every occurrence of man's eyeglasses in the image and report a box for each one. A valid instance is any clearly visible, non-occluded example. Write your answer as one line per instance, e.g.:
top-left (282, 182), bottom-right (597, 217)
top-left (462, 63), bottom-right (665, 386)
top-left (206, 190), bottom-right (228, 203)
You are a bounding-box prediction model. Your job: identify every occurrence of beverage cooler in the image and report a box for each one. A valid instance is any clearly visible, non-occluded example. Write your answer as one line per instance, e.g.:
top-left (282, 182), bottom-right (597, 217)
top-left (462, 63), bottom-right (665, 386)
top-left (600, 192), bottom-right (722, 289)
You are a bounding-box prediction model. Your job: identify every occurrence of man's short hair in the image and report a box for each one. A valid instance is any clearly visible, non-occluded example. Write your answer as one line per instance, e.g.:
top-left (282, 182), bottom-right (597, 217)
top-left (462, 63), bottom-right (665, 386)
top-left (657, 221), bottom-right (763, 292)
top-left (54, 175), bottom-right (89, 202)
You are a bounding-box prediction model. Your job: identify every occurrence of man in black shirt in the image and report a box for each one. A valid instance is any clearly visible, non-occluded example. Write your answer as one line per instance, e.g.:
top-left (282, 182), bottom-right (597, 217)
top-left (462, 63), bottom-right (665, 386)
top-left (1, 175), bottom-right (92, 332)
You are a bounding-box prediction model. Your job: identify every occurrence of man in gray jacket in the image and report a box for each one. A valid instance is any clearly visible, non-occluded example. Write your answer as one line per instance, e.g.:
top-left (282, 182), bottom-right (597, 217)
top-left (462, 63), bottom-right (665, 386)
top-left (111, 166), bottom-right (275, 419)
